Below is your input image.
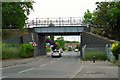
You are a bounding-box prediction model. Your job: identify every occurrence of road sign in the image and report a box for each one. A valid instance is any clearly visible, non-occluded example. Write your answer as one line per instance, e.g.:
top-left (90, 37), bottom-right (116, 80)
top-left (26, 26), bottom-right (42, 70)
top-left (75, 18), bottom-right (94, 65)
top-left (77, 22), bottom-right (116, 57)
top-left (32, 41), bottom-right (37, 47)
top-left (47, 43), bottom-right (50, 46)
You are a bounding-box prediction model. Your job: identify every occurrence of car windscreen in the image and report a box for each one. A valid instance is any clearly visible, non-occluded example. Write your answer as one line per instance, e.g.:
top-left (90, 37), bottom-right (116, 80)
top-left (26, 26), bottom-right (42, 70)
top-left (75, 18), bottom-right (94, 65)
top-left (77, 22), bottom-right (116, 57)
top-left (53, 51), bottom-right (59, 52)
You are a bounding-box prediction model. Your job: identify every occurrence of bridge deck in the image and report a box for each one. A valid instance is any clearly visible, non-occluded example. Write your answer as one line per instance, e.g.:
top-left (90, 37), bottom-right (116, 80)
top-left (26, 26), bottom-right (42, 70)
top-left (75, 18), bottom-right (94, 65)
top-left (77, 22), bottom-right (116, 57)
top-left (32, 26), bottom-right (85, 35)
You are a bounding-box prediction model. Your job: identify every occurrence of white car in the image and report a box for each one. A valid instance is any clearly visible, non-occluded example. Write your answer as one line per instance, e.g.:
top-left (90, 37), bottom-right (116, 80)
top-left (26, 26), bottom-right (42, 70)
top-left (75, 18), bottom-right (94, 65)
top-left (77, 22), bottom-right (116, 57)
top-left (52, 50), bottom-right (62, 58)
top-left (74, 49), bottom-right (79, 52)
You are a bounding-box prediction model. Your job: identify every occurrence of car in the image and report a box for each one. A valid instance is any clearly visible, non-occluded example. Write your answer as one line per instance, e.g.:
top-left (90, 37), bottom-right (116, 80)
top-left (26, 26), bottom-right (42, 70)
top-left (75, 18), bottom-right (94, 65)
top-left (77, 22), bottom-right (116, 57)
top-left (52, 50), bottom-right (62, 58)
top-left (74, 49), bottom-right (79, 52)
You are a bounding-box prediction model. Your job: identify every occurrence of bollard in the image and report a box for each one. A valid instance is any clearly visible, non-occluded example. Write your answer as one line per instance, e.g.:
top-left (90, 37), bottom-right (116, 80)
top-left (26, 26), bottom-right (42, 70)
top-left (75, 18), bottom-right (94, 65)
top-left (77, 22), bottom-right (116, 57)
top-left (93, 56), bottom-right (95, 63)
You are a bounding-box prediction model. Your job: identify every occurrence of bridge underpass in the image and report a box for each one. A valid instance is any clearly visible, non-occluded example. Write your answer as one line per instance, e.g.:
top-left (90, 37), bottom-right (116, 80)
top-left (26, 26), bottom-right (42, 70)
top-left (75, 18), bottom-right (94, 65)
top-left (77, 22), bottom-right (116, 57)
top-left (28, 26), bottom-right (86, 58)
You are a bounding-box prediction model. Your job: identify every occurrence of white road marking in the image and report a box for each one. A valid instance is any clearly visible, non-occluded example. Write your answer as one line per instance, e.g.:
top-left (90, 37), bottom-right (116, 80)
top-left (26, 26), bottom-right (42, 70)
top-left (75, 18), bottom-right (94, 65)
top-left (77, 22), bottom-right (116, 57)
top-left (40, 64), bottom-right (46, 67)
top-left (57, 58), bottom-right (61, 61)
top-left (19, 68), bottom-right (35, 73)
top-left (70, 61), bottom-right (83, 78)
top-left (51, 61), bottom-right (56, 63)
top-left (0, 76), bottom-right (7, 79)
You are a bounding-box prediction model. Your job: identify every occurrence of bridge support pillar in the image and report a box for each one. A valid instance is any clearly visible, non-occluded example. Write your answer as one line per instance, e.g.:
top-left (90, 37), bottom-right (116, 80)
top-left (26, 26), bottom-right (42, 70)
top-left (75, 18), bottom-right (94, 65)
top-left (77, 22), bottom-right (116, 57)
top-left (34, 34), bottom-right (46, 56)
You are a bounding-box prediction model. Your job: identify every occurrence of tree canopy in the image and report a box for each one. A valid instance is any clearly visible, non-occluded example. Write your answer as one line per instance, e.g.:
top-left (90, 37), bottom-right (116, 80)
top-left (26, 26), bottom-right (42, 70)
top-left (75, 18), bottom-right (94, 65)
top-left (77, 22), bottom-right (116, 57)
top-left (83, 9), bottom-right (92, 24)
top-left (83, 1), bottom-right (120, 41)
top-left (2, 2), bottom-right (33, 29)
top-left (55, 36), bottom-right (66, 50)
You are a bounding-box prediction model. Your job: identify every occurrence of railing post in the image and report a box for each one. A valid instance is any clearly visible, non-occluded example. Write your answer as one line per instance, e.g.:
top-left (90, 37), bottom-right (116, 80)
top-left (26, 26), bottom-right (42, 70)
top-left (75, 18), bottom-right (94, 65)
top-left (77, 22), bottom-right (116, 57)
top-left (36, 18), bottom-right (38, 27)
top-left (47, 18), bottom-right (49, 26)
top-left (59, 17), bottom-right (61, 26)
top-left (70, 17), bottom-right (72, 25)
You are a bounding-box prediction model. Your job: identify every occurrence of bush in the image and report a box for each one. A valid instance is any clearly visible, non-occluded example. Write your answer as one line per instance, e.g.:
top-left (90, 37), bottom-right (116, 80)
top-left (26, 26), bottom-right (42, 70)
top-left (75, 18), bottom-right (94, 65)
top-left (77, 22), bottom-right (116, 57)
top-left (46, 47), bottom-right (51, 52)
top-left (20, 44), bottom-right (34, 58)
top-left (85, 51), bottom-right (107, 60)
top-left (2, 43), bottom-right (21, 59)
top-left (111, 42), bottom-right (120, 60)
top-left (68, 47), bottom-right (72, 51)
top-left (96, 30), bottom-right (102, 35)
top-left (92, 29), bottom-right (102, 35)
top-left (103, 32), bottom-right (109, 37)
top-left (92, 30), bottom-right (97, 34)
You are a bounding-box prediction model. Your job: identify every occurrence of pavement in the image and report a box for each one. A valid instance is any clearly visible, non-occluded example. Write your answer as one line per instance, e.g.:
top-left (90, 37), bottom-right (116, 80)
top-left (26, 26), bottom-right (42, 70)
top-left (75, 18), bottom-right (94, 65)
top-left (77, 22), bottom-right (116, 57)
top-left (1, 52), bottom-right (52, 68)
top-left (74, 61), bottom-right (118, 78)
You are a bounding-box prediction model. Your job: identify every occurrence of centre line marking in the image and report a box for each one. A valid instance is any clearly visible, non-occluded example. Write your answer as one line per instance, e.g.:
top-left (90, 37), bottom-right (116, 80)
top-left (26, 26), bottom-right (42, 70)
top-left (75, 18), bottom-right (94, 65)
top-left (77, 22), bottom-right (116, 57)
top-left (19, 68), bottom-right (35, 73)
top-left (40, 64), bottom-right (46, 67)
top-left (57, 58), bottom-right (61, 61)
top-left (51, 61), bottom-right (56, 63)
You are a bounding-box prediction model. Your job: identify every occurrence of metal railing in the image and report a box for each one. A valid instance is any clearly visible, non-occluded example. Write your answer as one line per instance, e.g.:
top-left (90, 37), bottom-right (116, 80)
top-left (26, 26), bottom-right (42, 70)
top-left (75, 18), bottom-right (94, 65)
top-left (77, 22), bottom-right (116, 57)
top-left (26, 17), bottom-right (85, 27)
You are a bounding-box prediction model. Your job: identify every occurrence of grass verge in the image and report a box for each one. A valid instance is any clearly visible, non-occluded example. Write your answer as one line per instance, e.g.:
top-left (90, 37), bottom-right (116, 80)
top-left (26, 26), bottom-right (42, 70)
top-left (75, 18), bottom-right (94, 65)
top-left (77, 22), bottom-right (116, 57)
top-left (85, 51), bottom-right (107, 60)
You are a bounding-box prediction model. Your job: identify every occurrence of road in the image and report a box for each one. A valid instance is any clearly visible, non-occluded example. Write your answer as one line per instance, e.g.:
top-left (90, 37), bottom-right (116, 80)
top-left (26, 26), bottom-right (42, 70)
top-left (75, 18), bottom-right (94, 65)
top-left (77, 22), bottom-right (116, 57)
top-left (2, 51), bottom-right (81, 78)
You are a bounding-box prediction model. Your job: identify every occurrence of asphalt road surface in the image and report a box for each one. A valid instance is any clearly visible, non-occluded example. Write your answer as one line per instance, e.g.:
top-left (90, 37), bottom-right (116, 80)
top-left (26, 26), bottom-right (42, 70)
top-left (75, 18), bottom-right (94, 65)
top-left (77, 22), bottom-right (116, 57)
top-left (2, 51), bottom-right (81, 78)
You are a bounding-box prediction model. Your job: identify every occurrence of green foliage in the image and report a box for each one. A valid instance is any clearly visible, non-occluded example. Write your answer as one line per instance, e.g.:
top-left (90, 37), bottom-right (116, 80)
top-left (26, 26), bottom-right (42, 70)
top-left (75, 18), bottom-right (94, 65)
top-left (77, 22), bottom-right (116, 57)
top-left (92, 29), bottom-right (102, 35)
top-left (71, 41), bottom-right (79, 43)
top-left (45, 36), bottom-right (50, 39)
top-left (68, 47), bottom-right (72, 51)
top-left (55, 36), bottom-right (65, 50)
top-left (2, 43), bottom-right (21, 59)
top-left (50, 36), bottom-right (54, 41)
top-left (20, 44), bottom-right (34, 58)
top-left (65, 41), bottom-right (71, 44)
top-left (85, 51), bottom-right (107, 60)
top-left (111, 43), bottom-right (120, 60)
top-left (103, 32), bottom-right (109, 37)
top-left (2, 2), bottom-right (33, 29)
top-left (46, 47), bottom-right (51, 52)
top-left (75, 44), bottom-right (80, 50)
top-left (93, 2), bottom-right (120, 41)
top-left (83, 9), bottom-right (92, 24)
top-left (62, 45), bottom-right (66, 51)
top-left (2, 29), bottom-right (28, 39)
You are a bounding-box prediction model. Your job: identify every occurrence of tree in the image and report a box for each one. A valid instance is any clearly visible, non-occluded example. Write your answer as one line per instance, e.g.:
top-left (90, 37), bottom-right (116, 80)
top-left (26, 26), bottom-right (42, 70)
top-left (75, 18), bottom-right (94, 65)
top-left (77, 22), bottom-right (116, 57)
top-left (105, 2), bottom-right (120, 40)
top-left (83, 9), bottom-right (92, 25)
top-left (2, 2), bottom-right (33, 29)
top-left (94, 2), bottom-right (120, 40)
top-left (55, 36), bottom-right (65, 50)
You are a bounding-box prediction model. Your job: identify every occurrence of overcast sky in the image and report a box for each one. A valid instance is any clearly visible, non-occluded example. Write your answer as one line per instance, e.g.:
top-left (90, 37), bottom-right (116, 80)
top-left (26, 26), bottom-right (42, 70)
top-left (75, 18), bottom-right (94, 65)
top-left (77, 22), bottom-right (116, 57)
top-left (28, 0), bottom-right (110, 42)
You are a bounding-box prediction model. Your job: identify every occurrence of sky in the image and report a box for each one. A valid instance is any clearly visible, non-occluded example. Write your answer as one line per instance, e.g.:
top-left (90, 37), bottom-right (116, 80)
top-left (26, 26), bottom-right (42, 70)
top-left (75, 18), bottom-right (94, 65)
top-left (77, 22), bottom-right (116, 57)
top-left (28, 0), bottom-right (110, 42)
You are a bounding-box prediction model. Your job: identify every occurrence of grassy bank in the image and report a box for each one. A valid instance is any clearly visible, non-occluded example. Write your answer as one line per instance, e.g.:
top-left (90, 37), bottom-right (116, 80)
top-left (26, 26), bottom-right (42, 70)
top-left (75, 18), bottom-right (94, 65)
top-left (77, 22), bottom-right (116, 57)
top-left (2, 43), bottom-right (35, 60)
top-left (85, 51), bottom-right (107, 60)
top-left (2, 43), bottom-right (52, 60)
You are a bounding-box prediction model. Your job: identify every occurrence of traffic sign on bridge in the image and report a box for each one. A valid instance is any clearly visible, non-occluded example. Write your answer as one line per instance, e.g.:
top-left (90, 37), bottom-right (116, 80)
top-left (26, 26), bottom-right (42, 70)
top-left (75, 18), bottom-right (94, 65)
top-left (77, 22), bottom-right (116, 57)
top-left (32, 41), bottom-right (37, 47)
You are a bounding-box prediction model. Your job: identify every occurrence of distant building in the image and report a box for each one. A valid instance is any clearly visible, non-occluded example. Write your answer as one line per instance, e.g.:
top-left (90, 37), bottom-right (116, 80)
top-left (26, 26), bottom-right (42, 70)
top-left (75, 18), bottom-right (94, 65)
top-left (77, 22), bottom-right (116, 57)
top-left (65, 43), bottom-right (79, 49)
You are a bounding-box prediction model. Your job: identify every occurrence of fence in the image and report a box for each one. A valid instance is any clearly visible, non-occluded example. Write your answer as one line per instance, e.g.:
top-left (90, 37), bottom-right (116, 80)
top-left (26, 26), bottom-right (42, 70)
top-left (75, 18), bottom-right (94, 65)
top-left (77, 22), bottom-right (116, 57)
top-left (106, 44), bottom-right (116, 63)
top-left (82, 44), bottom-right (116, 62)
top-left (26, 17), bottom-right (86, 27)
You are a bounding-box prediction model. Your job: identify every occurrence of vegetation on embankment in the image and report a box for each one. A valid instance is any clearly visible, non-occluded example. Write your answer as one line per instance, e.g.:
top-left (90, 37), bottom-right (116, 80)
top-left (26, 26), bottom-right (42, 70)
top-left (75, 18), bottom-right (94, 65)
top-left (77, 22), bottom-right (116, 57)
top-left (85, 51), bottom-right (107, 60)
top-left (83, 2), bottom-right (120, 41)
top-left (2, 29), bottom-right (28, 40)
top-left (2, 43), bottom-right (52, 60)
top-left (2, 43), bottom-right (34, 60)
